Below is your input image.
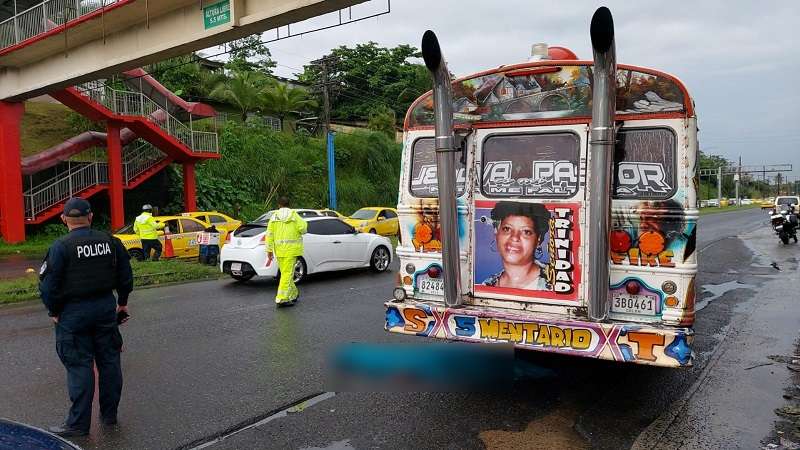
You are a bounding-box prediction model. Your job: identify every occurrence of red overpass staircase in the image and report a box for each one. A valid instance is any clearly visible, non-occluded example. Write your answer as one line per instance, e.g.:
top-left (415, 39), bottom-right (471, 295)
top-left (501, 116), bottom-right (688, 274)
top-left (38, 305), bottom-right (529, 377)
top-left (22, 74), bottom-right (220, 225)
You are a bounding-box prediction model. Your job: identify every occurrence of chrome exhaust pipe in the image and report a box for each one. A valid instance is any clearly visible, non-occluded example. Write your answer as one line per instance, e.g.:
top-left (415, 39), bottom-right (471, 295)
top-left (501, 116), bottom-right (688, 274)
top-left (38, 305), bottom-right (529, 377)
top-left (421, 30), bottom-right (462, 308)
top-left (587, 7), bottom-right (616, 322)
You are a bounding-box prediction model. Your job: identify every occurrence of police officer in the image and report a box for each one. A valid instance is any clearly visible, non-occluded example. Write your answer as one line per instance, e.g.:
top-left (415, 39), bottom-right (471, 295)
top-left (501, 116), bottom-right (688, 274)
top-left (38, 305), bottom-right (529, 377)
top-left (39, 197), bottom-right (133, 437)
top-left (134, 204), bottom-right (165, 261)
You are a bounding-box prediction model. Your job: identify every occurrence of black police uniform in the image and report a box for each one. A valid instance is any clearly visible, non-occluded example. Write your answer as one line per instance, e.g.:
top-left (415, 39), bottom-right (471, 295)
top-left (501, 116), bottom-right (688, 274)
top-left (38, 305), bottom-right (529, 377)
top-left (39, 225), bottom-right (133, 433)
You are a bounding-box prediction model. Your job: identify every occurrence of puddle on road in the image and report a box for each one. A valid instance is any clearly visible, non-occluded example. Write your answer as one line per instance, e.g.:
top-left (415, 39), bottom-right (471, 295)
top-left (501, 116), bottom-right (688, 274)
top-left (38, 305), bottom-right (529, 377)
top-left (479, 407), bottom-right (588, 450)
top-left (302, 439), bottom-right (355, 450)
top-left (696, 280), bottom-right (755, 312)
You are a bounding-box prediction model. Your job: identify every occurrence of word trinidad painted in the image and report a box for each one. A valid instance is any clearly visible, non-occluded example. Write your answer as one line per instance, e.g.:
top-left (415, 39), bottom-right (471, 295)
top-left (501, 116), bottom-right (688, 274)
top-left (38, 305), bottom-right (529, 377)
top-left (385, 305), bottom-right (694, 367)
top-left (474, 200), bottom-right (581, 301)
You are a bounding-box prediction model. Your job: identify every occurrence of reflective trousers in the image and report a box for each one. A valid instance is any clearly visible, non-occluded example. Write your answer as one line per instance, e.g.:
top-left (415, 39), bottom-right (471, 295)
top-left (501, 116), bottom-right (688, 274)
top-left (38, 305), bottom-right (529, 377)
top-left (55, 297), bottom-right (123, 431)
top-left (275, 256), bottom-right (298, 304)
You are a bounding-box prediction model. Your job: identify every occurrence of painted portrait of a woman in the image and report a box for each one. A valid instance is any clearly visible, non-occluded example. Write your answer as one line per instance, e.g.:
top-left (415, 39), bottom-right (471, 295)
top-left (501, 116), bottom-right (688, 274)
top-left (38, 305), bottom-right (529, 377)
top-left (482, 201), bottom-right (551, 290)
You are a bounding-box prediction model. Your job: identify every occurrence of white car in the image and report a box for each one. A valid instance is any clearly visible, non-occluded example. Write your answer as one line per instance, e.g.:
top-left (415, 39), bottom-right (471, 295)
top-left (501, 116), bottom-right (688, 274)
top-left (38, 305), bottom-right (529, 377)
top-left (220, 215), bottom-right (393, 282)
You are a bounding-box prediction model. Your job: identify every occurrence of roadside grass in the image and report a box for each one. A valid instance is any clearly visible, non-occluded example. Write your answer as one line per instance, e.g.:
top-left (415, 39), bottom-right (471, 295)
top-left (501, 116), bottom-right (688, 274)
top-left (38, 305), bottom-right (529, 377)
top-left (0, 233), bottom-right (62, 258)
top-left (699, 204), bottom-right (761, 216)
top-left (0, 259), bottom-right (223, 305)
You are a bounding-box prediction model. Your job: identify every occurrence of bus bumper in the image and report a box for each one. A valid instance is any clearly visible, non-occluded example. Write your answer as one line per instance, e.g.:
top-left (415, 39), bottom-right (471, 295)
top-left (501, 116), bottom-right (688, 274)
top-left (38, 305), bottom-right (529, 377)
top-left (384, 300), bottom-right (694, 368)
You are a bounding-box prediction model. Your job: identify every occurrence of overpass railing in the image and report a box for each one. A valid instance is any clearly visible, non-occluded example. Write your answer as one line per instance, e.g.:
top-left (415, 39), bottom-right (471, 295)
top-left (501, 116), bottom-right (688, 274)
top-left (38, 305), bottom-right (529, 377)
top-left (23, 140), bottom-right (166, 220)
top-left (0, 0), bottom-right (124, 50)
top-left (75, 80), bottom-right (219, 154)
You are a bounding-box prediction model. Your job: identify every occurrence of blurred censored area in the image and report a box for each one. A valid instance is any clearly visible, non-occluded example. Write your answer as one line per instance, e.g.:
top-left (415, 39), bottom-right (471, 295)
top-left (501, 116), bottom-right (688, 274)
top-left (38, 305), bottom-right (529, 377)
top-left (326, 343), bottom-right (517, 392)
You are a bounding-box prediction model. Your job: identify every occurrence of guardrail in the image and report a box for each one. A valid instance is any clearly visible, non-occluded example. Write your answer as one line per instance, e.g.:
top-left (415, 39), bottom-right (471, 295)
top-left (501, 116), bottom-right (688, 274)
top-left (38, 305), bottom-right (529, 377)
top-left (23, 141), bottom-right (166, 220)
top-left (75, 80), bottom-right (219, 154)
top-left (0, 0), bottom-right (123, 50)
top-left (216, 111), bottom-right (282, 131)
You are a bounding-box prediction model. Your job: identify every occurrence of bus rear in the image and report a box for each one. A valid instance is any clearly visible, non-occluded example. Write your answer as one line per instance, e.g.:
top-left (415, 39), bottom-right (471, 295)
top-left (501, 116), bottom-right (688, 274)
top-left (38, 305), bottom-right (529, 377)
top-left (385, 9), bottom-right (697, 368)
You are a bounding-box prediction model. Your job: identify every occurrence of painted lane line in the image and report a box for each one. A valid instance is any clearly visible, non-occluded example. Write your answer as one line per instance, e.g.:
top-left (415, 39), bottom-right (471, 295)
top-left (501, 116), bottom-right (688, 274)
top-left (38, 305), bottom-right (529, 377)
top-left (180, 392), bottom-right (336, 450)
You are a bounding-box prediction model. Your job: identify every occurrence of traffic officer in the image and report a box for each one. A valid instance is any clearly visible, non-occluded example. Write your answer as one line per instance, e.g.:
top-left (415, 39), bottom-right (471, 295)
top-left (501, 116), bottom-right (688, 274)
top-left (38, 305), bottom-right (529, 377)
top-left (133, 204), bottom-right (165, 261)
top-left (39, 197), bottom-right (134, 437)
top-left (266, 197), bottom-right (307, 306)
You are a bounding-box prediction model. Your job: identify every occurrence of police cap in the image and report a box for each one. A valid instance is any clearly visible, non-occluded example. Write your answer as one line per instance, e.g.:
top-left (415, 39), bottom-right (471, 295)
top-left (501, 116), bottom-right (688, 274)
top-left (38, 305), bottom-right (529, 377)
top-left (63, 197), bottom-right (92, 217)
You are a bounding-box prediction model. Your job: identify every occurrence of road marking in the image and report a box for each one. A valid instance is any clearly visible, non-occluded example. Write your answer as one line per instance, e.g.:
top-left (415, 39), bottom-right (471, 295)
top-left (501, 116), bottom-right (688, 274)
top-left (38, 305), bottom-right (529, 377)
top-left (180, 392), bottom-right (336, 450)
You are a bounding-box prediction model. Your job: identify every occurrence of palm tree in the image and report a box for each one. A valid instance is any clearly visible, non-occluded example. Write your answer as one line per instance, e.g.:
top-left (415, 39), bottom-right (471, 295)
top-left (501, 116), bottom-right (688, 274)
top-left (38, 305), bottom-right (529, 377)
top-left (210, 71), bottom-right (265, 121)
top-left (260, 80), bottom-right (317, 131)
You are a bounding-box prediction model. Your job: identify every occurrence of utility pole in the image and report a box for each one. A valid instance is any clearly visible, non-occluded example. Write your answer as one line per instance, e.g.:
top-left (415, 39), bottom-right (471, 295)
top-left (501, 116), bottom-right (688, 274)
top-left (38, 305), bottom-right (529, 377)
top-left (311, 55), bottom-right (337, 209)
top-left (776, 173), bottom-right (783, 196)
top-left (734, 156), bottom-right (741, 207)
top-left (717, 166), bottom-right (722, 208)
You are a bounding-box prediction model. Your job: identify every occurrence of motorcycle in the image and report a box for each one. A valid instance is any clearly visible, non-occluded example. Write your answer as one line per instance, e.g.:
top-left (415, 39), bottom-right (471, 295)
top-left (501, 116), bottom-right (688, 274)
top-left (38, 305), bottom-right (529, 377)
top-left (770, 204), bottom-right (798, 245)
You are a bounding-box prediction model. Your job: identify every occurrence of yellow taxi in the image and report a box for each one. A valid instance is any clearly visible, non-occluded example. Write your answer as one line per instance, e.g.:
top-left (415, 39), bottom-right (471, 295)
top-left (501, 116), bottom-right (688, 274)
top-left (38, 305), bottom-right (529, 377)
top-left (180, 211), bottom-right (241, 233)
top-left (114, 215), bottom-right (228, 261)
top-left (343, 207), bottom-right (400, 236)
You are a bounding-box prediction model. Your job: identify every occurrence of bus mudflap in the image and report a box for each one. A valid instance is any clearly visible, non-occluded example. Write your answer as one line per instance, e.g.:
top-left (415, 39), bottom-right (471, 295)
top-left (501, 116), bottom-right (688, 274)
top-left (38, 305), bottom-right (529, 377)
top-left (385, 300), bottom-right (693, 368)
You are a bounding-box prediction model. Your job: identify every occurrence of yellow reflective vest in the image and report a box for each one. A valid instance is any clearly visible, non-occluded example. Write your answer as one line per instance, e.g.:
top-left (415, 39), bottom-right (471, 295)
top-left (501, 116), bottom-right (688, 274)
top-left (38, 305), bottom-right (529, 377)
top-left (133, 212), bottom-right (164, 240)
top-left (266, 208), bottom-right (307, 257)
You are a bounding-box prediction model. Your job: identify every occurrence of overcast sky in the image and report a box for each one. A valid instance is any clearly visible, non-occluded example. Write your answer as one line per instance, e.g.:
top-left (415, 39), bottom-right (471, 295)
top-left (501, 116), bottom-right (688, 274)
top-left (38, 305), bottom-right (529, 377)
top-left (236, 0), bottom-right (800, 179)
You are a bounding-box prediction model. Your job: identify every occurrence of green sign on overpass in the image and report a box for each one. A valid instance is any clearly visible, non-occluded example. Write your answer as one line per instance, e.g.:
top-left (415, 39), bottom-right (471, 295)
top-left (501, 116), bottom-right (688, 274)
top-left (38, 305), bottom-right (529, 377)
top-left (203, 0), bottom-right (231, 29)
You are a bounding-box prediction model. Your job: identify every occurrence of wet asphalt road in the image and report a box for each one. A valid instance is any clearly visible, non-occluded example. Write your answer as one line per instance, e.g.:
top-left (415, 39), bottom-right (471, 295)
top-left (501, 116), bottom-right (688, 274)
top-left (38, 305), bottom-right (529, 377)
top-left (0, 208), bottom-right (775, 449)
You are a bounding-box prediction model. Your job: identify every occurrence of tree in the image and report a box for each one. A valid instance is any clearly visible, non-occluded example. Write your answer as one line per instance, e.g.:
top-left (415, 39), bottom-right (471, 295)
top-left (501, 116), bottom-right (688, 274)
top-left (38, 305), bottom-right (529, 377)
top-left (146, 55), bottom-right (203, 99)
top-left (367, 105), bottom-right (396, 139)
top-left (261, 80), bottom-right (317, 130)
top-left (225, 34), bottom-right (276, 75)
top-left (210, 71), bottom-right (268, 121)
top-left (298, 42), bottom-right (431, 124)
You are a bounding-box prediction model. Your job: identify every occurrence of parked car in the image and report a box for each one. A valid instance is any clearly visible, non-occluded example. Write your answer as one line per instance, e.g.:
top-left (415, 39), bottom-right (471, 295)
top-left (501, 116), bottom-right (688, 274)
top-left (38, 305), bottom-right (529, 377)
top-left (707, 198), bottom-right (720, 207)
top-left (761, 198), bottom-right (776, 209)
top-left (318, 209), bottom-right (347, 219)
top-left (700, 200), bottom-right (709, 208)
top-left (115, 215), bottom-right (228, 261)
top-left (343, 207), bottom-right (400, 236)
top-left (181, 211), bottom-right (241, 233)
top-left (220, 216), bottom-right (393, 282)
top-left (253, 209), bottom-right (323, 223)
top-left (741, 198), bottom-right (753, 205)
top-left (775, 196), bottom-right (800, 213)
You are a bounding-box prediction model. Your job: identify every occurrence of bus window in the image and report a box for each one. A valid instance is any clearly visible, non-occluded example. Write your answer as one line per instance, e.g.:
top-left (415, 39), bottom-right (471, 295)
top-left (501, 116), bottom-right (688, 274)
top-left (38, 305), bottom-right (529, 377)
top-left (613, 128), bottom-right (677, 200)
top-left (409, 137), bottom-right (466, 197)
top-left (481, 132), bottom-right (580, 198)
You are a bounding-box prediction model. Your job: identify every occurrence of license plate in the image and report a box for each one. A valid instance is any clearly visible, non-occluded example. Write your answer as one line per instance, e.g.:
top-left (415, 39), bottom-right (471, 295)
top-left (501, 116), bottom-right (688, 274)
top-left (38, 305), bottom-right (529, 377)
top-left (418, 277), bottom-right (444, 296)
top-left (231, 262), bottom-right (242, 274)
top-left (611, 294), bottom-right (658, 316)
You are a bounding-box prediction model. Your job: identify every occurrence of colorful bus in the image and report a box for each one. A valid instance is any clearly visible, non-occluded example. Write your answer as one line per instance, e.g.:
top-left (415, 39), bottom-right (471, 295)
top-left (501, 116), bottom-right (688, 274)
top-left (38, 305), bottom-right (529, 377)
top-left (386, 8), bottom-right (697, 368)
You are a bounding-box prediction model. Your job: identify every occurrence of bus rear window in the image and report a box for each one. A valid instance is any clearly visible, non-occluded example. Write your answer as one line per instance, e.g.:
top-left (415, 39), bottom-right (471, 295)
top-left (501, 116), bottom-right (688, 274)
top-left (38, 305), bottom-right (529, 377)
top-left (613, 128), bottom-right (676, 200)
top-left (409, 137), bottom-right (466, 198)
top-left (481, 132), bottom-right (580, 198)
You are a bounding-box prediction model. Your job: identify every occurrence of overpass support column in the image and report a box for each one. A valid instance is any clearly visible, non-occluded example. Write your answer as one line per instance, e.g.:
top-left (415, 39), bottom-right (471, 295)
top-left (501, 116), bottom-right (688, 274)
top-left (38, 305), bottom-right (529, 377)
top-left (107, 122), bottom-right (125, 231)
top-left (183, 162), bottom-right (197, 212)
top-left (0, 102), bottom-right (26, 243)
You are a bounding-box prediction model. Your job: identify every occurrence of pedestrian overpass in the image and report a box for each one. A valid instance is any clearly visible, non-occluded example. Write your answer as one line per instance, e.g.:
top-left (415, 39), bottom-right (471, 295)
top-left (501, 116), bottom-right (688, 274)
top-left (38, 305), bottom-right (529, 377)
top-left (0, 0), bottom-right (367, 243)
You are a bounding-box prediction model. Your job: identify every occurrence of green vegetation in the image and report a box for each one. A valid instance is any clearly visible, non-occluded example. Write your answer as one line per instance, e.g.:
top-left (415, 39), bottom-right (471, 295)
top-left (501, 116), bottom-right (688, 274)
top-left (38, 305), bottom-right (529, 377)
top-left (0, 259), bottom-right (222, 305)
top-left (0, 224), bottom-right (67, 258)
top-left (20, 102), bottom-right (87, 157)
top-left (698, 151), bottom-right (779, 200)
top-left (164, 122), bottom-right (401, 221)
top-left (298, 42), bottom-right (430, 124)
